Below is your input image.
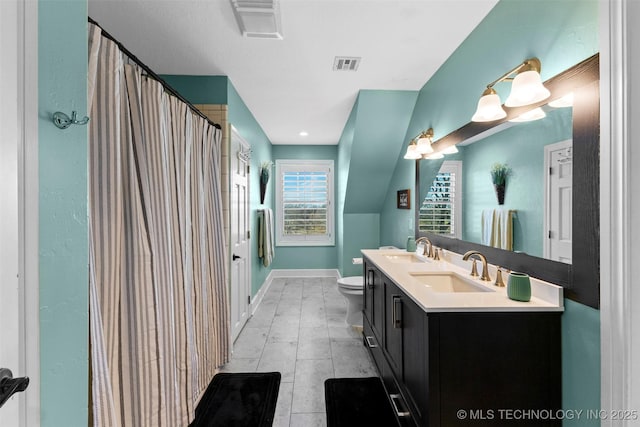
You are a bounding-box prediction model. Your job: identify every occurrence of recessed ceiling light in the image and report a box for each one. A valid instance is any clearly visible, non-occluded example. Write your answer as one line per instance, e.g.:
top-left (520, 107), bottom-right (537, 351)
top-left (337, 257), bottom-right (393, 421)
top-left (299, 131), bottom-right (309, 137)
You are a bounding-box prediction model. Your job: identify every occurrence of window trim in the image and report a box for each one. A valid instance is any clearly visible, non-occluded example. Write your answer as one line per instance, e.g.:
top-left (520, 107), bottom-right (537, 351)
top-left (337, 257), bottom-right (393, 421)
top-left (275, 159), bottom-right (334, 247)
top-left (419, 160), bottom-right (462, 239)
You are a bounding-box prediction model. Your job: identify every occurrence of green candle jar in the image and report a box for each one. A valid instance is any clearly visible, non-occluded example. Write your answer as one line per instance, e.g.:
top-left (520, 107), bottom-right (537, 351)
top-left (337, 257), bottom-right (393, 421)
top-left (507, 272), bottom-right (531, 302)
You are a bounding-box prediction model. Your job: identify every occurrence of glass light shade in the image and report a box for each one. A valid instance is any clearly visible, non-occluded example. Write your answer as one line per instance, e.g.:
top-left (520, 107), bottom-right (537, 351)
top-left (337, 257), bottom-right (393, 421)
top-left (509, 107), bottom-right (546, 123)
top-left (471, 93), bottom-right (507, 122)
top-left (504, 70), bottom-right (550, 107)
top-left (548, 92), bottom-right (574, 108)
top-left (424, 152), bottom-right (444, 160)
top-left (404, 144), bottom-right (422, 160)
top-left (442, 145), bottom-right (459, 154)
top-left (416, 136), bottom-right (434, 154)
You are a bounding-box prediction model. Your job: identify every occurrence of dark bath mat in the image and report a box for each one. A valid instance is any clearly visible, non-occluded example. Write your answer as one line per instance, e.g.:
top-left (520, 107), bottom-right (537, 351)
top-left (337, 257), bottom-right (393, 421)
top-left (190, 372), bottom-right (281, 427)
top-left (325, 377), bottom-right (400, 427)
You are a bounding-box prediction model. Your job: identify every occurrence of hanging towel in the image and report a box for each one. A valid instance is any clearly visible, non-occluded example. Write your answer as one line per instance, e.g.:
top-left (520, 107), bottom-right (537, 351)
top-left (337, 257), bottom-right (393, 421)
top-left (495, 209), bottom-right (515, 251)
top-left (481, 209), bottom-right (515, 250)
top-left (258, 208), bottom-right (275, 267)
top-left (481, 209), bottom-right (496, 246)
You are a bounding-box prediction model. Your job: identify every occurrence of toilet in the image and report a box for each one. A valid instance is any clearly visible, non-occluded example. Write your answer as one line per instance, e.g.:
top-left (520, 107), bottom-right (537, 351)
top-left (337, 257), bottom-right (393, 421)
top-left (337, 276), bottom-right (364, 326)
top-left (337, 247), bottom-right (398, 326)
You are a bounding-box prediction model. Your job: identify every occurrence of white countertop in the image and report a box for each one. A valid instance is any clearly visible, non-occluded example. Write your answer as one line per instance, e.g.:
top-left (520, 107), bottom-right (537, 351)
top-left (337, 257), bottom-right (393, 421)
top-left (361, 248), bottom-right (564, 313)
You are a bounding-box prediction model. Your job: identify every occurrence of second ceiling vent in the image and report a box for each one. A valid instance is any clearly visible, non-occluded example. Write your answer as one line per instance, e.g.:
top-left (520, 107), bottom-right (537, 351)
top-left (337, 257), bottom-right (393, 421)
top-left (333, 57), bottom-right (361, 71)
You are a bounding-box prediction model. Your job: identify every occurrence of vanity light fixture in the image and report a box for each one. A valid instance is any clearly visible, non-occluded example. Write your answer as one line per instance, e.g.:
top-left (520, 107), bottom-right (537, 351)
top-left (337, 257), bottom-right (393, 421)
top-left (471, 87), bottom-right (507, 122)
top-left (403, 139), bottom-right (422, 160)
top-left (471, 57), bottom-right (550, 122)
top-left (404, 128), bottom-right (434, 159)
top-left (415, 128), bottom-right (435, 154)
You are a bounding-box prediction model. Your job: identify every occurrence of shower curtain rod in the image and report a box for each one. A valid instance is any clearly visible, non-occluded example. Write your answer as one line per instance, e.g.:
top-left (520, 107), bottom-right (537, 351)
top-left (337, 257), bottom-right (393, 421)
top-left (88, 17), bottom-right (221, 130)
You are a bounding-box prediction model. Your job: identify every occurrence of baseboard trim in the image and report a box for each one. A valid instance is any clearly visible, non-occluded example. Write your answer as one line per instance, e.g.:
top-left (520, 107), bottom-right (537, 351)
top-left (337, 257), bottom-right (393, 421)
top-left (250, 269), bottom-right (341, 315)
top-left (269, 269), bottom-right (341, 278)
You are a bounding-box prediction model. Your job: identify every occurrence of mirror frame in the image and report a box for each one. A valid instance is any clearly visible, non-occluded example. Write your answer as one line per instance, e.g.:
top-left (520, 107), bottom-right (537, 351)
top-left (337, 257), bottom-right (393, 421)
top-left (416, 53), bottom-right (600, 309)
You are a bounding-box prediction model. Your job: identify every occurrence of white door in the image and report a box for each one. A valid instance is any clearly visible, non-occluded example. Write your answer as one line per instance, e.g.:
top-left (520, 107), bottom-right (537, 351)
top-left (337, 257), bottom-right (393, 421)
top-left (544, 140), bottom-right (572, 263)
top-left (1, 1), bottom-right (38, 425)
top-left (229, 128), bottom-right (251, 342)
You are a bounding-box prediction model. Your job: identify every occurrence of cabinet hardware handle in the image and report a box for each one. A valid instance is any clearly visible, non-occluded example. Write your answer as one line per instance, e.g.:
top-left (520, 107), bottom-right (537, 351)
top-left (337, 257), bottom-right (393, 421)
top-left (367, 270), bottom-right (375, 289)
top-left (392, 295), bottom-right (402, 329)
top-left (389, 393), bottom-right (411, 418)
top-left (365, 336), bottom-right (378, 348)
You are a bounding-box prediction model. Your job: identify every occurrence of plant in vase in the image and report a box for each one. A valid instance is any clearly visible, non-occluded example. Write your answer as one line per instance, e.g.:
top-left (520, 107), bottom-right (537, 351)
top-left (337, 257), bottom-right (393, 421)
top-left (490, 162), bottom-right (511, 205)
top-left (259, 161), bottom-right (272, 204)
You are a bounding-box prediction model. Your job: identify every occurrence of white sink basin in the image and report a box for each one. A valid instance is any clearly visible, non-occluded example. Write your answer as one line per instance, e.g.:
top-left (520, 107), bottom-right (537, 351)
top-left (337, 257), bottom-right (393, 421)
top-left (385, 253), bottom-right (426, 264)
top-left (409, 271), bottom-right (494, 293)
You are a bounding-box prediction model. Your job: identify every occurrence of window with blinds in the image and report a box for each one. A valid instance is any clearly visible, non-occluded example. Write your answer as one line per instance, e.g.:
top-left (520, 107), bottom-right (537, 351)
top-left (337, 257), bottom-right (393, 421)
top-left (275, 160), bottom-right (334, 246)
top-left (419, 161), bottom-right (462, 238)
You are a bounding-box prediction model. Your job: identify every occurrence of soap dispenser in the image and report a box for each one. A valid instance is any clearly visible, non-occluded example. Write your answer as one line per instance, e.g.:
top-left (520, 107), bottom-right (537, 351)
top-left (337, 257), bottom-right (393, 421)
top-left (406, 236), bottom-right (416, 252)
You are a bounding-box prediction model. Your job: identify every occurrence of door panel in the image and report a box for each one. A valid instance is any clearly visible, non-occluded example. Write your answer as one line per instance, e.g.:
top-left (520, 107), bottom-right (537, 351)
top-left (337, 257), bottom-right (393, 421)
top-left (544, 140), bottom-right (572, 263)
top-left (230, 128), bottom-right (251, 342)
top-left (1, 1), bottom-right (36, 423)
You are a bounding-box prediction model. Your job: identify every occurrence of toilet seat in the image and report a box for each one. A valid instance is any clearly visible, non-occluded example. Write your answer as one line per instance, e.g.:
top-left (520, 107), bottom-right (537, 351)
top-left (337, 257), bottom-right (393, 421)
top-left (338, 276), bottom-right (363, 290)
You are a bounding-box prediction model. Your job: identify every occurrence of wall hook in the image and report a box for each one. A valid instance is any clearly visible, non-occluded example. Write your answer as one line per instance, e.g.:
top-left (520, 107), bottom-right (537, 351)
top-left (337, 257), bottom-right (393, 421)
top-left (52, 111), bottom-right (90, 129)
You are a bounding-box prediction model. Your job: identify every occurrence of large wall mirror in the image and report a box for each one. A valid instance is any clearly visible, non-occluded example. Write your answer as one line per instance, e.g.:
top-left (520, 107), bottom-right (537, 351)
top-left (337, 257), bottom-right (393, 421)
top-left (416, 53), bottom-right (599, 308)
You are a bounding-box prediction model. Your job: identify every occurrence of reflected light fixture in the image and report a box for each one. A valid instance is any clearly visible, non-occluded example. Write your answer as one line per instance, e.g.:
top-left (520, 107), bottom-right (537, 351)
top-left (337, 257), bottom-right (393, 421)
top-left (548, 92), bottom-right (574, 108)
top-left (424, 152), bottom-right (444, 160)
top-left (442, 145), bottom-right (459, 154)
top-left (509, 107), bottom-right (546, 123)
top-left (472, 57), bottom-right (550, 122)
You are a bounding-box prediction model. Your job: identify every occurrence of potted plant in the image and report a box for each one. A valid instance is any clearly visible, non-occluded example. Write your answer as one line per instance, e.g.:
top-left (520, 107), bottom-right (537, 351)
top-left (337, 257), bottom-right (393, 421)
top-left (490, 162), bottom-right (511, 205)
top-left (259, 161), bottom-right (272, 204)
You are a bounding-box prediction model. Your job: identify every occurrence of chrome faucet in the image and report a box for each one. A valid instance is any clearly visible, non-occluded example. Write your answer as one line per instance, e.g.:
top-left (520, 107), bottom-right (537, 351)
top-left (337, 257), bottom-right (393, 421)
top-left (462, 250), bottom-right (492, 282)
top-left (415, 237), bottom-right (433, 257)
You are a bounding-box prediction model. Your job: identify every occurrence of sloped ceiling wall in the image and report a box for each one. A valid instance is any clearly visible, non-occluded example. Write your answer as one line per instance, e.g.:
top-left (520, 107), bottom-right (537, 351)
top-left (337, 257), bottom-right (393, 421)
top-left (342, 90), bottom-right (418, 214)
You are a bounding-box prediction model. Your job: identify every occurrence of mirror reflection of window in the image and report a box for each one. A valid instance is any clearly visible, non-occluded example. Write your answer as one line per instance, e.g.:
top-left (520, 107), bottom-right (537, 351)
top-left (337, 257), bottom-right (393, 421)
top-left (419, 161), bottom-right (462, 239)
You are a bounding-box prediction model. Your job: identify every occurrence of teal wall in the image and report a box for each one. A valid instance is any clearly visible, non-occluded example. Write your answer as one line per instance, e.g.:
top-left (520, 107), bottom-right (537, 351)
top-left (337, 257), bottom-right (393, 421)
top-left (162, 75), bottom-right (228, 104)
top-left (336, 105), bottom-right (357, 274)
top-left (337, 90), bottom-right (417, 275)
top-left (461, 107), bottom-right (573, 257)
top-left (377, 1), bottom-right (600, 423)
top-left (562, 299), bottom-right (601, 426)
top-left (270, 145), bottom-right (338, 270)
top-left (39, 0), bottom-right (89, 425)
top-left (342, 214), bottom-right (380, 277)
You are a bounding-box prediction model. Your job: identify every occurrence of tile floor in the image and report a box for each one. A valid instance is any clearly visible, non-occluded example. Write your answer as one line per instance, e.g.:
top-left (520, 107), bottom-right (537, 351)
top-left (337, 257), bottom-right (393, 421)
top-left (220, 276), bottom-right (378, 427)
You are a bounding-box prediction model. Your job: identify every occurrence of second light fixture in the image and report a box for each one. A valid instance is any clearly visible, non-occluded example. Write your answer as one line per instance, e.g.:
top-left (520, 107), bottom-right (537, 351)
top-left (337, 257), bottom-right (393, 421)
top-left (471, 57), bottom-right (550, 122)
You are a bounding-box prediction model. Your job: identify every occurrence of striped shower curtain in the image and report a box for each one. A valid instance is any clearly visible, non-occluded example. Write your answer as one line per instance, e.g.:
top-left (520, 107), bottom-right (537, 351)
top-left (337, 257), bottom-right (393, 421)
top-left (88, 23), bottom-right (230, 426)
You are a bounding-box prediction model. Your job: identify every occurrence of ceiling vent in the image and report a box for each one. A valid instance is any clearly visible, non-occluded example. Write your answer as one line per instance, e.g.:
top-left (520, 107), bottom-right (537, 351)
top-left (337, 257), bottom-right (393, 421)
top-left (230, 0), bottom-right (283, 39)
top-left (333, 57), bottom-right (361, 71)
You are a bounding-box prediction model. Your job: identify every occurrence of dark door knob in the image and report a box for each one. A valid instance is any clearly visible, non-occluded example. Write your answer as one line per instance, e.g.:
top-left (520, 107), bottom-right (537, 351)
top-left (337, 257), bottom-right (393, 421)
top-left (0, 368), bottom-right (29, 408)
top-left (232, 254), bottom-right (241, 261)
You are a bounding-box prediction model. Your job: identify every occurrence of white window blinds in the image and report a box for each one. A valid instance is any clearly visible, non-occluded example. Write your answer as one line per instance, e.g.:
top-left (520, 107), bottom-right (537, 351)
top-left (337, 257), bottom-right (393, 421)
top-left (275, 160), bottom-right (334, 246)
top-left (419, 161), bottom-right (462, 238)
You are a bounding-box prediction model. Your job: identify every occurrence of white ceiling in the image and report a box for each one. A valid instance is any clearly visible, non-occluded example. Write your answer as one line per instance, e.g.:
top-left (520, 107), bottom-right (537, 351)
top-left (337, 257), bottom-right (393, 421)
top-left (89, 0), bottom-right (499, 145)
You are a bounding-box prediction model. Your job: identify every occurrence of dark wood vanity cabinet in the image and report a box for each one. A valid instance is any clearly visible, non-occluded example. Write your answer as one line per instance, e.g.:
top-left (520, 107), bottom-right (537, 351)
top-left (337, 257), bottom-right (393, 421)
top-left (364, 260), bottom-right (384, 343)
top-left (362, 257), bottom-right (562, 427)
